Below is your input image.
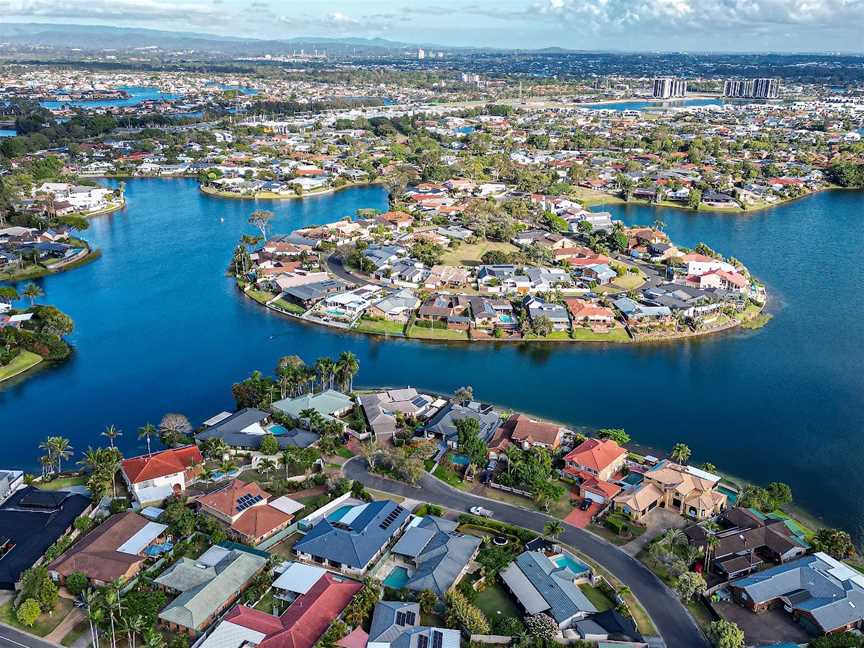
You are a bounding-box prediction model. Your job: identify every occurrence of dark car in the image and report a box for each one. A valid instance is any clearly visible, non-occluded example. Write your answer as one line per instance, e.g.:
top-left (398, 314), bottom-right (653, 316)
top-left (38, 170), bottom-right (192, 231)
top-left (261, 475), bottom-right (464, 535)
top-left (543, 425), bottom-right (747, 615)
top-left (579, 498), bottom-right (592, 511)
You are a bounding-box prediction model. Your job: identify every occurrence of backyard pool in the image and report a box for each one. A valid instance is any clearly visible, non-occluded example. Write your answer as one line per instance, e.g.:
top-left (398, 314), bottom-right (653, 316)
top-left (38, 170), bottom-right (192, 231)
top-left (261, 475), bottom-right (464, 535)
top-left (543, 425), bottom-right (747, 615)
top-left (553, 553), bottom-right (589, 575)
top-left (269, 424), bottom-right (290, 436)
top-left (450, 454), bottom-right (470, 466)
top-left (718, 485), bottom-right (739, 504)
top-left (327, 505), bottom-right (355, 522)
top-left (384, 566), bottom-right (410, 588)
top-left (622, 473), bottom-right (644, 487)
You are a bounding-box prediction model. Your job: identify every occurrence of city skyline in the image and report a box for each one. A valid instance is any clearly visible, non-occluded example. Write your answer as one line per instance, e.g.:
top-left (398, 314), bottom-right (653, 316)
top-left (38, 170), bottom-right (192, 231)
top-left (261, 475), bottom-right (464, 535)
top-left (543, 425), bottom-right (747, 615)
top-left (1, 0), bottom-right (863, 53)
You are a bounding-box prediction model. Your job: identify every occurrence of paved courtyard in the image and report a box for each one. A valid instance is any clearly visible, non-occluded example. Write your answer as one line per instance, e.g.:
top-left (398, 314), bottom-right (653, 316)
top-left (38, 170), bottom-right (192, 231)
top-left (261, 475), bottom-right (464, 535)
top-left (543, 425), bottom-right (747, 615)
top-left (713, 601), bottom-right (812, 646)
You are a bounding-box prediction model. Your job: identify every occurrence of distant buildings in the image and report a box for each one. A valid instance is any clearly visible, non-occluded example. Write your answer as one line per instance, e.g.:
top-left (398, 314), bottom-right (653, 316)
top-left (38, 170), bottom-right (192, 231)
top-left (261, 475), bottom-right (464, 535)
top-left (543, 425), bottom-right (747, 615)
top-left (652, 77), bottom-right (687, 99)
top-left (723, 78), bottom-right (780, 99)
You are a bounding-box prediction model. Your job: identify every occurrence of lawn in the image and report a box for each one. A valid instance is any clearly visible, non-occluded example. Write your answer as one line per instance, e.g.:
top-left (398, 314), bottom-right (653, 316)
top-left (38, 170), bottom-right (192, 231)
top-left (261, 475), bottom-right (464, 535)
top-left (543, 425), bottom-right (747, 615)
top-left (0, 597), bottom-right (74, 637)
top-left (353, 317), bottom-right (406, 336)
top-left (407, 325), bottom-right (469, 341)
top-left (61, 619), bottom-right (90, 647)
top-left (267, 532), bottom-right (302, 559)
top-left (610, 271), bottom-right (646, 291)
top-left (473, 580), bottom-right (522, 622)
top-left (433, 464), bottom-right (467, 490)
top-left (38, 474), bottom-right (87, 491)
top-left (440, 240), bottom-right (519, 267)
top-left (523, 330), bottom-right (573, 341)
top-left (246, 288), bottom-right (275, 305)
top-left (365, 488), bottom-right (406, 504)
top-left (336, 447), bottom-right (354, 459)
top-left (570, 326), bottom-right (631, 343)
top-left (272, 298), bottom-right (306, 315)
top-left (0, 350), bottom-right (43, 382)
top-left (579, 583), bottom-right (614, 611)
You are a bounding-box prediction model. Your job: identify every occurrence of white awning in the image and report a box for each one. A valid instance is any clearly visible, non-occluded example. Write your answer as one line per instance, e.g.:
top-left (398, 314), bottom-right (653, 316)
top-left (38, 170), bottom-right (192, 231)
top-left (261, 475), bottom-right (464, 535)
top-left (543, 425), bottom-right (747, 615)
top-left (268, 496), bottom-right (304, 516)
top-left (117, 521), bottom-right (168, 555)
top-left (272, 562), bottom-right (326, 595)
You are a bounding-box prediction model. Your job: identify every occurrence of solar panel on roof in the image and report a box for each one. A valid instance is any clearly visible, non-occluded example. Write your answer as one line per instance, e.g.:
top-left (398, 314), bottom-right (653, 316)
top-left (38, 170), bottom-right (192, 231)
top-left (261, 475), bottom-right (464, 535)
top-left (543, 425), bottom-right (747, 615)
top-left (405, 610), bottom-right (416, 625)
top-left (395, 611), bottom-right (405, 626)
top-left (432, 631), bottom-right (443, 648)
top-left (418, 636), bottom-right (428, 648)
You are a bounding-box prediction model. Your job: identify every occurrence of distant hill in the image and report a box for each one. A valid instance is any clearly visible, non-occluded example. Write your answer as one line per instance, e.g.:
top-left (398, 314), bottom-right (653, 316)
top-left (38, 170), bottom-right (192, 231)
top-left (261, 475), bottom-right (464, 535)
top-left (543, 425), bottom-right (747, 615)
top-left (0, 23), bottom-right (429, 55)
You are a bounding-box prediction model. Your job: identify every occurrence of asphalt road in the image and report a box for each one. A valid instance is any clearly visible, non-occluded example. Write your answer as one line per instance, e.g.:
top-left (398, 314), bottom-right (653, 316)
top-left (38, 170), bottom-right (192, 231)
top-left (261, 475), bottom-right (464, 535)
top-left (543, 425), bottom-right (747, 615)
top-left (0, 624), bottom-right (60, 648)
top-left (344, 457), bottom-right (709, 648)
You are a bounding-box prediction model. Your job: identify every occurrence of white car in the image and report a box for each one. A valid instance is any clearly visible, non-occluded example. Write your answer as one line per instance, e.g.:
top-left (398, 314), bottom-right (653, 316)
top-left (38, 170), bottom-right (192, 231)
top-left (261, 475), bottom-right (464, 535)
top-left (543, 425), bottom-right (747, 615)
top-left (470, 506), bottom-right (493, 518)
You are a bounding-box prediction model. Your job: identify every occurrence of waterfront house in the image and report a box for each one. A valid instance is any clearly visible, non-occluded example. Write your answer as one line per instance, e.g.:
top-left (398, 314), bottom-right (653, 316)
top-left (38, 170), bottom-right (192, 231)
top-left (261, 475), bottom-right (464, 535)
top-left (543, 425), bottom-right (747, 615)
top-left (368, 601), bottom-right (461, 648)
top-left (564, 299), bottom-right (616, 328)
top-left (728, 552), bottom-right (864, 635)
top-left (271, 389), bottom-right (353, 424)
top-left (293, 500), bottom-right (410, 576)
top-left (416, 294), bottom-right (471, 329)
top-left (121, 445), bottom-right (204, 506)
top-left (562, 438), bottom-right (627, 504)
top-left (156, 544), bottom-right (269, 636)
top-left (281, 279), bottom-right (345, 308)
top-left (196, 408), bottom-right (317, 451)
top-left (0, 487), bottom-right (92, 590)
top-left (389, 515), bottom-right (482, 596)
top-left (489, 413), bottom-right (565, 456)
top-left (367, 289), bottom-right (420, 322)
top-left (613, 461), bottom-right (726, 522)
top-left (196, 480), bottom-right (294, 546)
top-left (501, 550), bottom-right (596, 629)
top-left (424, 401), bottom-right (501, 448)
top-left (685, 507), bottom-right (808, 580)
top-left (48, 512), bottom-right (167, 586)
top-left (523, 296), bottom-right (571, 331)
top-left (358, 388), bottom-right (436, 438)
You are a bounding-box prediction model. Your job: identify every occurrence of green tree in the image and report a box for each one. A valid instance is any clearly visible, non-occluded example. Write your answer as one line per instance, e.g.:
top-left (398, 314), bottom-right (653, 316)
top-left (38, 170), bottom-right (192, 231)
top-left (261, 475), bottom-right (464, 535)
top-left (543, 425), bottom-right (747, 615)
top-left (16, 598), bottom-right (41, 627)
top-left (65, 572), bottom-right (89, 596)
top-left (707, 619), bottom-right (745, 648)
top-left (543, 520), bottom-right (564, 540)
top-left (674, 571), bottom-right (707, 602)
top-left (259, 433), bottom-right (279, 456)
top-left (597, 428), bottom-right (630, 445)
top-left (812, 528), bottom-right (857, 560)
top-left (671, 443), bottom-right (691, 464)
top-left (22, 283), bottom-right (44, 306)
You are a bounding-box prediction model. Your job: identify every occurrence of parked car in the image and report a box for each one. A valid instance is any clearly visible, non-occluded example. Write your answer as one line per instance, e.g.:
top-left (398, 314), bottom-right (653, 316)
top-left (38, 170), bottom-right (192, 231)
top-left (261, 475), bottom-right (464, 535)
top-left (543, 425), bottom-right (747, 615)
top-left (579, 498), bottom-right (592, 511)
top-left (470, 506), bottom-right (493, 518)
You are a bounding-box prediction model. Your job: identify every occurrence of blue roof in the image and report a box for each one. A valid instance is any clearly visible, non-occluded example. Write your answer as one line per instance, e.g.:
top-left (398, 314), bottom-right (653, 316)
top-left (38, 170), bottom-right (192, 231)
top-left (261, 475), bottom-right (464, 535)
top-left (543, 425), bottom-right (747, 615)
top-left (294, 500), bottom-right (409, 570)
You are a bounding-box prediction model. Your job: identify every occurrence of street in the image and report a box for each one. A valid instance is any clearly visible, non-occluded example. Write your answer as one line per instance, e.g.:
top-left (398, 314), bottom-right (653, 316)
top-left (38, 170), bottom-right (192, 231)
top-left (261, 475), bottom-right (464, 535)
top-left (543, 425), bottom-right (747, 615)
top-left (0, 624), bottom-right (60, 648)
top-left (344, 457), bottom-right (709, 648)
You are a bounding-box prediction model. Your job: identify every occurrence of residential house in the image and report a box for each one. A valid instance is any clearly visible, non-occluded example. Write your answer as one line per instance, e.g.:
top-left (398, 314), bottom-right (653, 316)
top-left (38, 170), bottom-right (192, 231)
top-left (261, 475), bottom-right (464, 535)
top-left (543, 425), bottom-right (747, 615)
top-left (197, 480), bottom-right (294, 546)
top-left (564, 299), bottom-right (616, 328)
top-left (0, 488), bottom-right (92, 590)
top-left (367, 289), bottom-right (421, 322)
top-left (358, 389), bottom-right (435, 438)
top-left (196, 408), bottom-right (287, 452)
top-left (121, 446), bottom-right (204, 506)
top-left (156, 544), bottom-right (269, 636)
top-left (523, 296), bottom-right (570, 331)
top-left (424, 401), bottom-right (501, 448)
top-left (424, 265), bottom-right (470, 290)
top-left (48, 512), bottom-right (167, 586)
top-left (271, 389), bottom-right (353, 424)
top-left (728, 552), bottom-right (864, 635)
top-left (368, 601), bottom-right (461, 648)
top-left (489, 414), bottom-right (565, 457)
top-left (293, 500), bottom-right (410, 576)
top-left (390, 516), bottom-right (482, 596)
top-left (416, 294), bottom-right (471, 330)
top-left (562, 439), bottom-right (627, 504)
top-left (613, 461), bottom-right (726, 522)
top-left (574, 609), bottom-right (645, 644)
top-left (501, 550), bottom-right (596, 629)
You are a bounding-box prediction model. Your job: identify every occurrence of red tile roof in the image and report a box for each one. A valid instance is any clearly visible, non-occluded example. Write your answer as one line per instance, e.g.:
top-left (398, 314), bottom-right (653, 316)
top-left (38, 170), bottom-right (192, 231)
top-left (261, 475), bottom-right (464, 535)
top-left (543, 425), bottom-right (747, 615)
top-left (121, 446), bottom-right (203, 484)
top-left (564, 438), bottom-right (626, 473)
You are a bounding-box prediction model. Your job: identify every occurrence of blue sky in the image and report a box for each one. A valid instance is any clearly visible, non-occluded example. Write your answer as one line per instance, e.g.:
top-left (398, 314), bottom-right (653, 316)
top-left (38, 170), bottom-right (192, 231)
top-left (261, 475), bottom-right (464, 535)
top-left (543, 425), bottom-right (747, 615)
top-left (3, 0), bottom-right (863, 52)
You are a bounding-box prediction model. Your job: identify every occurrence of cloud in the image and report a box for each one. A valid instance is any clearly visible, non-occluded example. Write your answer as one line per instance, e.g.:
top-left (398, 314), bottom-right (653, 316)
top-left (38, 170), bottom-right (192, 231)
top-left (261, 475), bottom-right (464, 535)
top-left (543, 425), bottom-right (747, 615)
top-left (5, 0), bottom-right (221, 23)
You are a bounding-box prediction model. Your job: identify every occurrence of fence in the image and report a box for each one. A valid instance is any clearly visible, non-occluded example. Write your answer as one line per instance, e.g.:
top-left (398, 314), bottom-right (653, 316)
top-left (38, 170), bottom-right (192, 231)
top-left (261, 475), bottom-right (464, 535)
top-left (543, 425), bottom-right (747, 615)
top-left (469, 635), bottom-right (511, 645)
top-left (488, 482), bottom-right (533, 498)
top-left (255, 522), bottom-right (300, 551)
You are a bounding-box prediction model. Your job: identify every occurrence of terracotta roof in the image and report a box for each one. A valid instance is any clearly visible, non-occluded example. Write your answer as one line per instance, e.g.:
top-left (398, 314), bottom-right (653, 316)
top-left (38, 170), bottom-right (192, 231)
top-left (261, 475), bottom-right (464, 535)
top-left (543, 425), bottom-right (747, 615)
top-left (336, 627), bottom-right (368, 648)
top-left (565, 438), bottom-right (626, 473)
top-left (503, 413), bottom-right (562, 447)
top-left (255, 573), bottom-right (363, 648)
top-left (121, 446), bottom-right (203, 484)
top-left (233, 505), bottom-right (292, 541)
top-left (48, 512), bottom-right (152, 582)
top-left (198, 480), bottom-right (271, 518)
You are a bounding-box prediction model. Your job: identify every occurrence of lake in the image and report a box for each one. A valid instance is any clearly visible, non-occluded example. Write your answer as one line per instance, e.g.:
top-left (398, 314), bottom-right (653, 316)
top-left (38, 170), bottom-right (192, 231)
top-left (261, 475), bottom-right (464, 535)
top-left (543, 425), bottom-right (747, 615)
top-left (1, 179), bottom-right (862, 541)
top-left (40, 86), bottom-right (181, 110)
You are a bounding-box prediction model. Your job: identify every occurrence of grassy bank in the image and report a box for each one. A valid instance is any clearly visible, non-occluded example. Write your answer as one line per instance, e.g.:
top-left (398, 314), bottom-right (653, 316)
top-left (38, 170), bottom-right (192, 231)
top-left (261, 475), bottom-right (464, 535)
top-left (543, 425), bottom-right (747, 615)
top-left (201, 180), bottom-right (376, 201)
top-left (0, 247), bottom-right (100, 281)
top-left (0, 350), bottom-right (43, 382)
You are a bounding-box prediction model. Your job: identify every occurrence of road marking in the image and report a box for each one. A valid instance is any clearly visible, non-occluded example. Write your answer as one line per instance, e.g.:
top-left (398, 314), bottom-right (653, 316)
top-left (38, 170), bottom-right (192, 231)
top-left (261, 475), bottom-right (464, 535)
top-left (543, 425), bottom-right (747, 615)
top-left (0, 635), bottom-right (32, 648)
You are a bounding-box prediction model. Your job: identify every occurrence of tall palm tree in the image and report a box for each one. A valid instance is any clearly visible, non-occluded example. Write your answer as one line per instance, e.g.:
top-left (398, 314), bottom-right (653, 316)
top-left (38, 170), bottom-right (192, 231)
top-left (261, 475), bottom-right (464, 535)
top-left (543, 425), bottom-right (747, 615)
top-left (705, 535), bottom-right (719, 575)
top-left (102, 425), bottom-right (122, 448)
top-left (22, 282), bottom-right (44, 306)
top-left (543, 520), bottom-right (564, 541)
top-left (102, 587), bottom-right (122, 648)
top-left (336, 351), bottom-right (360, 392)
top-left (80, 589), bottom-right (101, 648)
top-left (663, 528), bottom-right (687, 547)
top-left (138, 423), bottom-right (157, 456)
top-left (51, 437), bottom-right (73, 473)
top-left (671, 443), bottom-right (691, 464)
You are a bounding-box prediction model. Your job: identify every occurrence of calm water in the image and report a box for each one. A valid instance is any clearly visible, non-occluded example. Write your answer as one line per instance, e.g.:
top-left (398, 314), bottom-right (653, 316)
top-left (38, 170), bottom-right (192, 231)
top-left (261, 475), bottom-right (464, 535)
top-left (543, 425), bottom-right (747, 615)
top-left (584, 98), bottom-right (724, 111)
top-left (1, 179), bottom-right (862, 540)
top-left (0, 130), bottom-right (15, 138)
top-left (41, 86), bottom-right (181, 110)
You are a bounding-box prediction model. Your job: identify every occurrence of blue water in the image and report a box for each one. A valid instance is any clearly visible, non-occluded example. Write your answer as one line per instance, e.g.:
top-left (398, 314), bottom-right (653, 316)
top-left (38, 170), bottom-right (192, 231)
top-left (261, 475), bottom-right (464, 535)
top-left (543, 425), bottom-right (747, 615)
top-left (41, 86), bottom-right (181, 109)
top-left (450, 454), bottom-right (470, 466)
top-left (0, 129), bottom-right (15, 138)
top-left (384, 566), bottom-right (410, 588)
top-left (269, 424), bottom-right (290, 436)
top-left (584, 98), bottom-right (723, 111)
top-left (1, 179), bottom-right (863, 541)
top-left (327, 505), bottom-right (355, 522)
top-left (553, 553), bottom-right (588, 574)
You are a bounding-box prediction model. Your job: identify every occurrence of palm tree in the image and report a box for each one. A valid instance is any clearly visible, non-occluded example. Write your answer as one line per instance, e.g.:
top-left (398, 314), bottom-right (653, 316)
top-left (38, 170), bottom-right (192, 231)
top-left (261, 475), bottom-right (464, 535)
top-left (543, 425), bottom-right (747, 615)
top-left (704, 535), bottom-right (719, 575)
top-left (258, 458), bottom-right (276, 481)
top-left (102, 587), bottom-right (122, 648)
top-left (22, 282), bottom-right (44, 306)
top-left (52, 437), bottom-right (73, 473)
top-left (336, 351), bottom-right (360, 392)
top-left (138, 423), bottom-right (157, 456)
top-left (671, 443), bottom-right (692, 464)
top-left (544, 520), bottom-right (564, 541)
top-left (80, 589), bottom-right (101, 648)
top-left (102, 424), bottom-right (122, 448)
top-left (219, 458), bottom-right (237, 475)
top-left (663, 528), bottom-right (687, 547)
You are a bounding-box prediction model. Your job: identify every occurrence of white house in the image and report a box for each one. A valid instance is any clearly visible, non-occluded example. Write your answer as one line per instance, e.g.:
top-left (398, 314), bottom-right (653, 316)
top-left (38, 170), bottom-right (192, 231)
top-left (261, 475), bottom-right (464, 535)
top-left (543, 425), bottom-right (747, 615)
top-left (120, 446), bottom-right (204, 505)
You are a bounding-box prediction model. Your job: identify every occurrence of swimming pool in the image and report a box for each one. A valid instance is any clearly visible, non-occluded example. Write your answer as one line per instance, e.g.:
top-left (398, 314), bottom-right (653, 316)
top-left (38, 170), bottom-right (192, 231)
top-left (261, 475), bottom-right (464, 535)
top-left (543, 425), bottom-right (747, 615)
top-left (269, 424), bottom-right (289, 436)
top-left (450, 454), bottom-right (470, 466)
top-left (718, 485), bottom-right (738, 504)
top-left (384, 566), bottom-right (410, 589)
top-left (553, 553), bottom-right (589, 575)
top-left (327, 505), bottom-right (355, 522)
top-left (622, 473), bottom-right (644, 487)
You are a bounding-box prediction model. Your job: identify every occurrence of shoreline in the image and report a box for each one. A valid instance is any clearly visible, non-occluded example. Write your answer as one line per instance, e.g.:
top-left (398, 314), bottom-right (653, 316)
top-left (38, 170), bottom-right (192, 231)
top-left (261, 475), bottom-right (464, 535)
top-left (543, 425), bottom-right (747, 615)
top-left (0, 350), bottom-right (44, 383)
top-left (200, 179), bottom-right (380, 201)
top-left (0, 245), bottom-right (100, 282)
top-left (237, 276), bottom-right (768, 346)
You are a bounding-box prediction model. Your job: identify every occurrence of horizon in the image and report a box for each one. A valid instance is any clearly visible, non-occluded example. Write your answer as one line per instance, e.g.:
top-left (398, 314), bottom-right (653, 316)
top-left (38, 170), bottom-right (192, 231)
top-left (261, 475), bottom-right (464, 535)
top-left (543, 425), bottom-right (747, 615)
top-left (2, 0), bottom-right (863, 54)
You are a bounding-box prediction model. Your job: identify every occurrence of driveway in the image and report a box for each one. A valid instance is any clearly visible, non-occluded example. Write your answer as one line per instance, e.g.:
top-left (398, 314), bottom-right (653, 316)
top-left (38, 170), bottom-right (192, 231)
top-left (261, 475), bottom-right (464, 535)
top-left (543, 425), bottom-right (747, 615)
top-left (621, 507), bottom-right (690, 557)
top-left (344, 457), bottom-right (708, 648)
top-left (564, 501), bottom-right (597, 528)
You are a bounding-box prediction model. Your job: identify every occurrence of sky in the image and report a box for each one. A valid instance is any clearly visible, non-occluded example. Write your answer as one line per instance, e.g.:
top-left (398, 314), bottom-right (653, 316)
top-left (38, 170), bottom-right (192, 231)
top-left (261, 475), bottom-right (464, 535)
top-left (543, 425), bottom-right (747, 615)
top-left (1, 0), bottom-right (863, 52)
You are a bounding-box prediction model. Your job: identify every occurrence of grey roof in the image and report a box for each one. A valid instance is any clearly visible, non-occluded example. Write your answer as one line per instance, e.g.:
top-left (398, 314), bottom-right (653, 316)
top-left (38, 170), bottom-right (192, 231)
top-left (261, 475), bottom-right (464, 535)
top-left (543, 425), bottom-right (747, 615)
top-left (293, 500), bottom-right (409, 570)
top-left (501, 551), bottom-right (596, 625)
top-left (283, 279), bottom-right (344, 303)
top-left (731, 553), bottom-right (864, 633)
top-left (392, 516), bottom-right (481, 596)
top-left (424, 402), bottom-right (500, 443)
top-left (271, 389), bottom-right (353, 421)
top-left (157, 548), bottom-right (268, 630)
top-left (369, 602), bottom-right (460, 648)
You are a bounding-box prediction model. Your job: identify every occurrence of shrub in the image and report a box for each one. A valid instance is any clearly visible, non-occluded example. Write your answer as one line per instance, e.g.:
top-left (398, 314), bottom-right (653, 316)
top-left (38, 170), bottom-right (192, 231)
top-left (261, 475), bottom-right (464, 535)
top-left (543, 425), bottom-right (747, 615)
top-left (65, 572), bottom-right (89, 596)
top-left (444, 588), bottom-right (490, 635)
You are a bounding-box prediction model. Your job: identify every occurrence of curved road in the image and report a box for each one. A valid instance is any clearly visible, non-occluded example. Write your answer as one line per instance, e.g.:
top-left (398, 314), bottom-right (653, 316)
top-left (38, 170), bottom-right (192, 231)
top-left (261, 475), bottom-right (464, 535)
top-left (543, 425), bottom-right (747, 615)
top-left (344, 457), bottom-right (708, 648)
